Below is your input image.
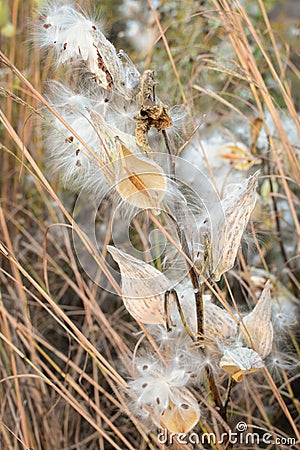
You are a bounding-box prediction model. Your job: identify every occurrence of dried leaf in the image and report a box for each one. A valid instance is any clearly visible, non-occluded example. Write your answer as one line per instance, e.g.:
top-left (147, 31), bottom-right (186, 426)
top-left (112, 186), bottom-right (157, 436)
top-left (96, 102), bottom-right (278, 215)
top-left (134, 70), bottom-right (172, 152)
top-left (134, 103), bottom-right (173, 152)
top-left (107, 246), bottom-right (173, 324)
top-left (140, 69), bottom-right (158, 105)
top-left (240, 281), bottom-right (273, 359)
top-left (219, 142), bottom-right (261, 171)
top-left (250, 117), bottom-right (263, 154)
top-left (134, 116), bottom-right (152, 153)
top-left (220, 347), bottom-right (264, 382)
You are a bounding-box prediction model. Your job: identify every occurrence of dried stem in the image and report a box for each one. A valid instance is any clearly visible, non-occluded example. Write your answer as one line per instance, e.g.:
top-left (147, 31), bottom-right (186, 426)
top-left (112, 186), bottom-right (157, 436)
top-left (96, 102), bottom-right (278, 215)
top-left (165, 288), bottom-right (195, 341)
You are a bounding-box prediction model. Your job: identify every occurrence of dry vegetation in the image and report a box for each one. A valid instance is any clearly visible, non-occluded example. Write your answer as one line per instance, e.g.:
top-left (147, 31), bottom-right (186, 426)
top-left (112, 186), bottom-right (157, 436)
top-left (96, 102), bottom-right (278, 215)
top-left (0, 0), bottom-right (299, 449)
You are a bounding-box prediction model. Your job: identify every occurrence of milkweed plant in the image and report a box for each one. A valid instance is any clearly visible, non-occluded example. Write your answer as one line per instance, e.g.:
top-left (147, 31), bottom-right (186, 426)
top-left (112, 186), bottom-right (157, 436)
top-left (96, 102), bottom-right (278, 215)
top-left (1, 0), bottom-right (299, 449)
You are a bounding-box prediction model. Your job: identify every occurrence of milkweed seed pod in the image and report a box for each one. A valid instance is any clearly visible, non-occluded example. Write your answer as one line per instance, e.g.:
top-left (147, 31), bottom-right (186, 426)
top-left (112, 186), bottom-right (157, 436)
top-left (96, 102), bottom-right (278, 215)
top-left (90, 112), bottom-right (167, 211)
top-left (107, 246), bottom-right (173, 324)
top-left (175, 288), bottom-right (238, 345)
top-left (159, 388), bottom-right (200, 433)
top-left (204, 297), bottom-right (238, 345)
top-left (130, 360), bottom-right (200, 433)
top-left (90, 110), bottom-right (140, 161)
top-left (114, 137), bottom-right (167, 212)
top-left (218, 142), bottom-right (261, 171)
top-left (239, 281), bottom-right (273, 359)
top-left (248, 269), bottom-right (298, 332)
top-left (37, 4), bottom-right (140, 100)
top-left (220, 347), bottom-right (264, 382)
top-left (211, 171), bottom-right (259, 281)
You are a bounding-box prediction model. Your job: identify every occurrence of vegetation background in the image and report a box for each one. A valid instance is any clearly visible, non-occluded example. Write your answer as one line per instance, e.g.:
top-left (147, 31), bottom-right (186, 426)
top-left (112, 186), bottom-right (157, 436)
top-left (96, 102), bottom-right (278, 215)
top-left (0, 0), bottom-right (299, 449)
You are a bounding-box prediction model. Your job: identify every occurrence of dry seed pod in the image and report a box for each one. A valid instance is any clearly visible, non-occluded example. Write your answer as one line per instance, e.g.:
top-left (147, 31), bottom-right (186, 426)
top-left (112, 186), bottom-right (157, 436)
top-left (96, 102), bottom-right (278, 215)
top-left (240, 281), bottom-right (273, 359)
top-left (140, 69), bottom-right (157, 105)
top-left (88, 29), bottom-right (140, 99)
top-left (160, 388), bottom-right (200, 434)
top-left (90, 110), bottom-right (139, 162)
top-left (38, 5), bottom-right (140, 100)
top-left (204, 298), bottom-right (238, 344)
top-left (219, 142), bottom-right (261, 171)
top-left (90, 112), bottom-right (167, 211)
top-left (220, 347), bottom-right (264, 382)
top-left (107, 246), bottom-right (173, 324)
top-left (87, 27), bottom-right (140, 98)
top-left (175, 290), bottom-right (237, 344)
top-left (115, 137), bottom-right (167, 213)
top-left (212, 171), bottom-right (259, 281)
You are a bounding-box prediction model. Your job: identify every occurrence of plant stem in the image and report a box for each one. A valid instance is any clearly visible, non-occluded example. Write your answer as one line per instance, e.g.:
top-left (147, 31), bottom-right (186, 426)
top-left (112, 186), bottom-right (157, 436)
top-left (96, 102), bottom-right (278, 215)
top-left (178, 227), bottom-right (204, 340)
top-left (165, 289), bottom-right (195, 341)
top-left (223, 377), bottom-right (234, 420)
top-left (162, 129), bottom-right (176, 179)
top-left (204, 368), bottom-right (233, 449)
top-left (162, 126), bottom-right (204, 341)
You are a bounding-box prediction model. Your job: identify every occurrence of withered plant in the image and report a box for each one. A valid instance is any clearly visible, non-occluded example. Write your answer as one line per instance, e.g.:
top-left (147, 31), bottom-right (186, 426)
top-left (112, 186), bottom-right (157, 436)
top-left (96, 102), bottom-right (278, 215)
top-left (0, 1), bottom-right (299, 449)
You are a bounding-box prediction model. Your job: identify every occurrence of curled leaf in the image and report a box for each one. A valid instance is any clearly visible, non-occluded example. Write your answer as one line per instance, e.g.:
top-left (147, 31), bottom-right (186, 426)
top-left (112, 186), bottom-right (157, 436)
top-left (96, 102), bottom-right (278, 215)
top-left (134, 70), bottom-right (173, 152)
top-left (107, 246), bottom-right (173, 324)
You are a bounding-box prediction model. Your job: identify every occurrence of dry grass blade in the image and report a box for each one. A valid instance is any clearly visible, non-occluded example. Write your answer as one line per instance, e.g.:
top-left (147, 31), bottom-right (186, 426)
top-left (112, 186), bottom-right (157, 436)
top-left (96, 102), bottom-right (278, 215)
top-left (1, 0), bottom-right (299, 448)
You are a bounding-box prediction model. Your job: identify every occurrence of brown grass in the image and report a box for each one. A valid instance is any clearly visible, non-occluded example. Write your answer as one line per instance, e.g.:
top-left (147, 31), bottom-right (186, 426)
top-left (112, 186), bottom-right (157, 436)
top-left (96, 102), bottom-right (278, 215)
top-left (0, 0), bottom-right (299, 449)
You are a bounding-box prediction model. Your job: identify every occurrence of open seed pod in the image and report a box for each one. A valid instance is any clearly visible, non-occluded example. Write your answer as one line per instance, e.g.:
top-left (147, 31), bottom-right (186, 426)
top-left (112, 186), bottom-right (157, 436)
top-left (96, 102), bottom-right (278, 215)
top-left (220, 347), bottom-right (264, 382)
top-left (212, 171), bottom-right (259, 281)
top-left (107, 246), bottom-right (173, 325)
top-left (159, 388), bottom-right (200, 433)
top-left (90, 110), bottom-right (139, 161)
top-left (115, 137), bottom-right (167, 213)
top-left (38, 5), bottom-right (140, 100)
top-left (204, 297), bottom-right (238, 344)
top-left (219, 142), bottom-right (261, 171)
top-left (240, 281), bottom-right (273, 359)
